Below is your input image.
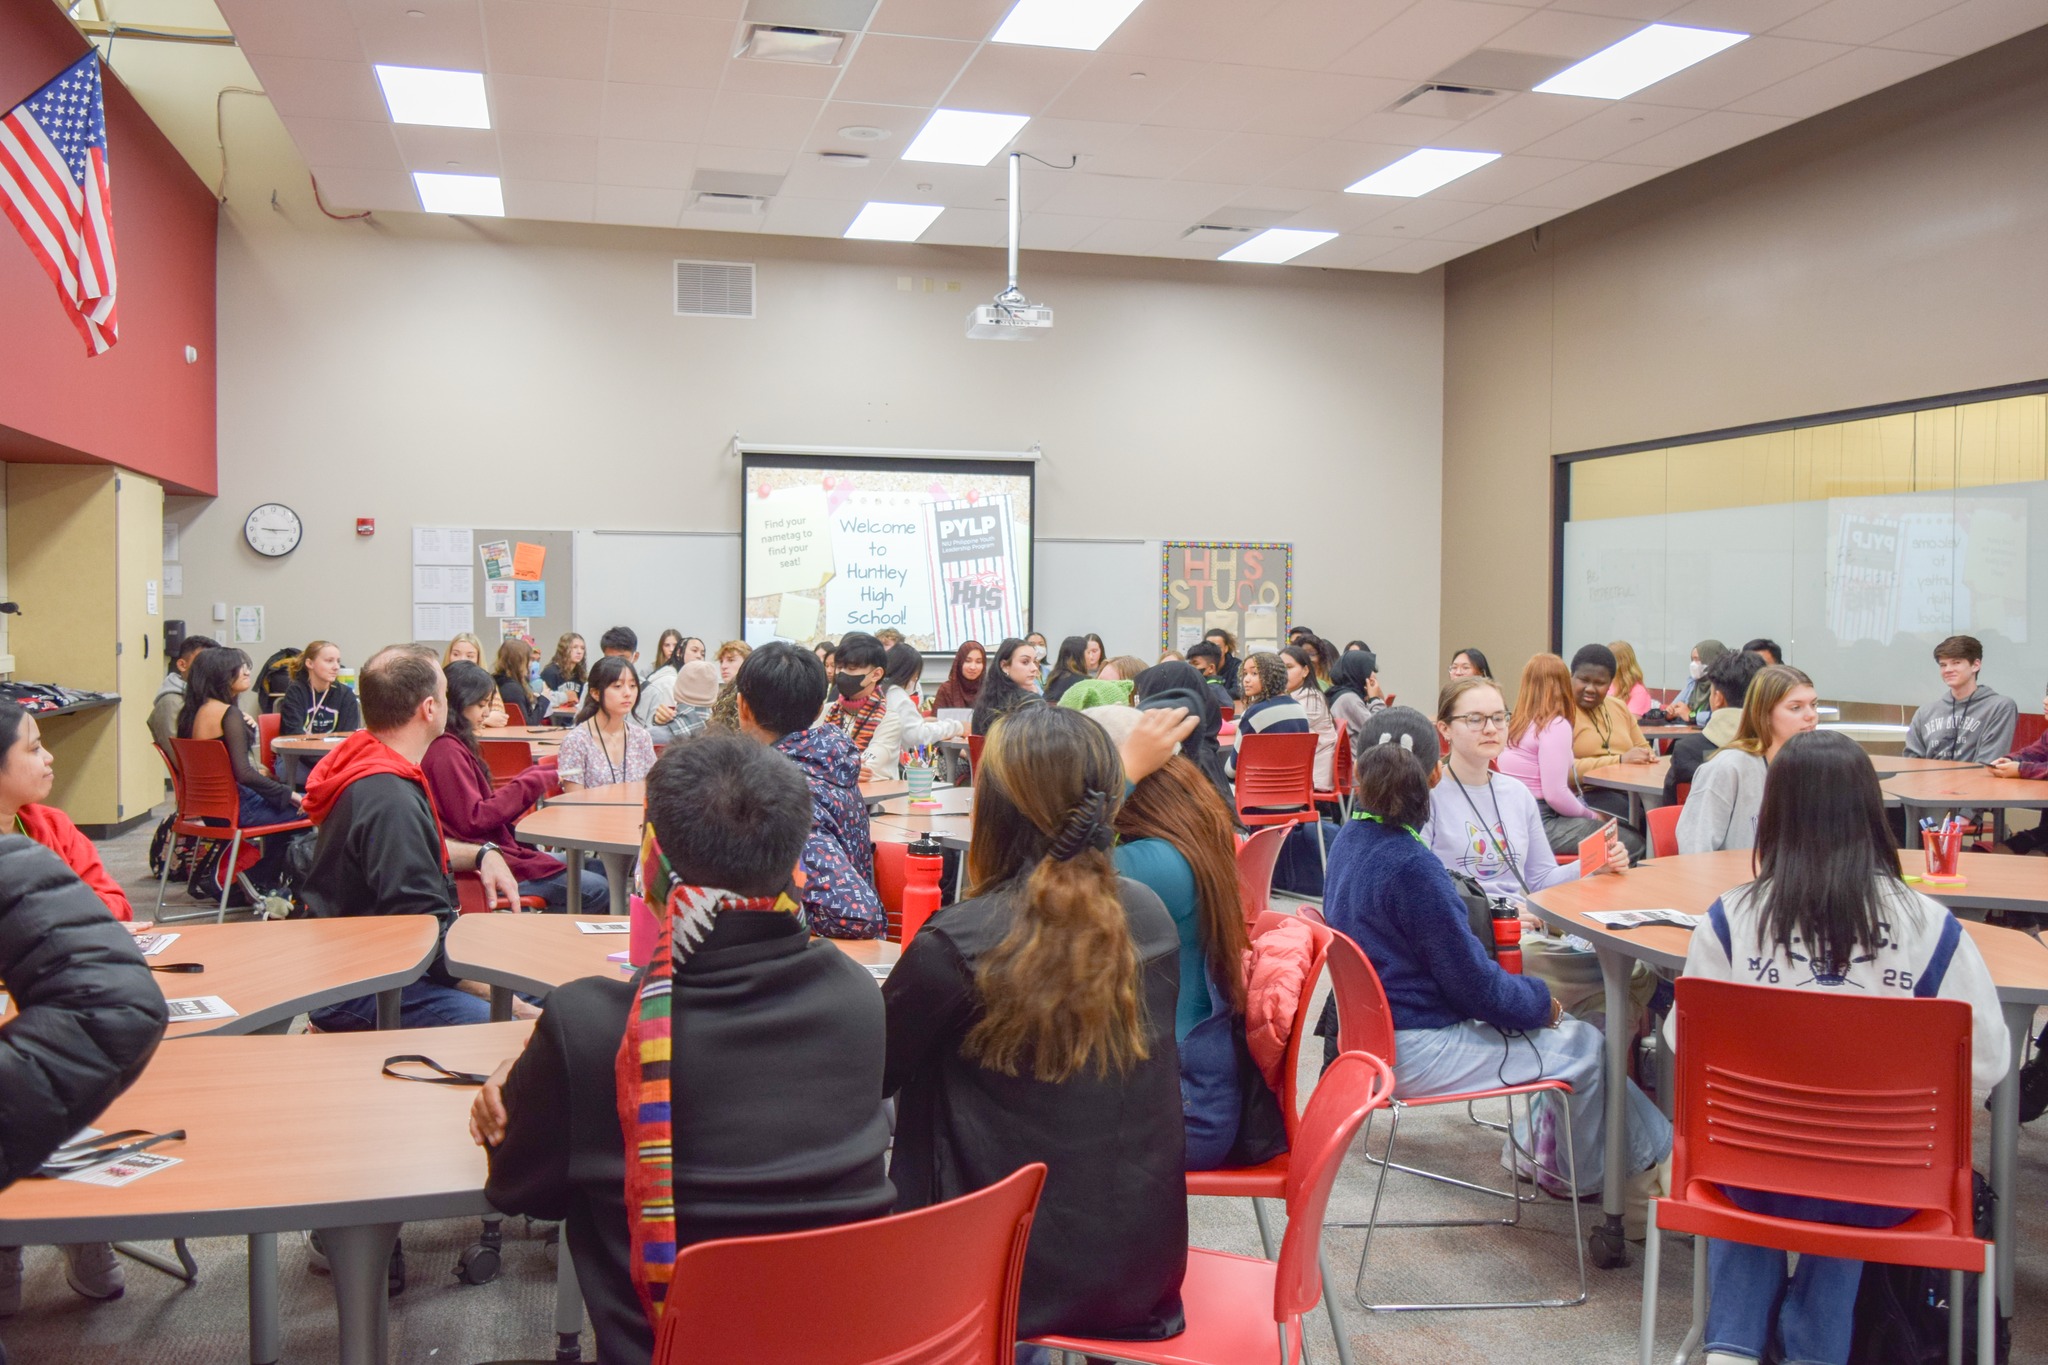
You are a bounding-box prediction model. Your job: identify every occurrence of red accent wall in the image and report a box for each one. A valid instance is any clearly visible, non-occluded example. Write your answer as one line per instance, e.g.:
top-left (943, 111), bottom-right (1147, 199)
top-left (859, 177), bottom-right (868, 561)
top-left (0, 5), bottom-right (217, 496)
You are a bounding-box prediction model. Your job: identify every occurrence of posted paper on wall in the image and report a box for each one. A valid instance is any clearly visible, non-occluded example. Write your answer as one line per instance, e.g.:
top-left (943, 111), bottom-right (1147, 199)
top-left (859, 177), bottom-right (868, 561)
top-left (484, 581), bottom-right (515, 618)
top-left (414, 526), bottom-right (474, 566)
top-left (413, 565), bottom-right (474, 604)
top-left (413, 603), bottom-right (476, 639)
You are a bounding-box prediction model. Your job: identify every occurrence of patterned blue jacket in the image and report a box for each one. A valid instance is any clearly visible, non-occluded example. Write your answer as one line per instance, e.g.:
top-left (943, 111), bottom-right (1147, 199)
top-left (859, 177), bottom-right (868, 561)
top-left (774, 726), bottom-right (885, 939)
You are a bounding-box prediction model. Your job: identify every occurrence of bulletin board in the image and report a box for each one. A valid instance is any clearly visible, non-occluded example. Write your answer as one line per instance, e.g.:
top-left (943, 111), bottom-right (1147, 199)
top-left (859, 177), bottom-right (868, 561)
top-left (1159, 542), bottom-right (1293, 654)
top-left (470, 527), bottom-right (576, 661)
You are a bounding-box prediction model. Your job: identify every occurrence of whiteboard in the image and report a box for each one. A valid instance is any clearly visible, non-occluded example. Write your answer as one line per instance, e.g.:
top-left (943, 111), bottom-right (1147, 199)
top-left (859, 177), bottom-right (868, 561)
top-left (572, 531), bottom-right (741, 657)
top-left (1034, 538), bottom-right (1161, 661)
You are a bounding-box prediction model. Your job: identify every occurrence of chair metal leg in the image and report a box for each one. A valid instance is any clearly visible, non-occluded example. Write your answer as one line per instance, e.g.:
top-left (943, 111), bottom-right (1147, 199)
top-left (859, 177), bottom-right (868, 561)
top-left (1639, 1200), bottom-right (1661, 1365)
top-left (1251, 1196), bottom-right (1277, 1259)
top-left (1977, 1244), bottom-right (1995, 1365)
top-left (1318, 1247), bottom-right (1356, 1365)
top-left (1329, 1098), bottom-right (1533, 1230)
top-left (1949, 1268), bottom-right (1965, 1365)
top-left (113, 1237), bottom-right (198, 1282)
top-left (1674, 1233), bottom-right (1704, 1365)
top-left (154, 840), bottom-right (175, 918)
top-left (216, 830), bottom-right (243, 923)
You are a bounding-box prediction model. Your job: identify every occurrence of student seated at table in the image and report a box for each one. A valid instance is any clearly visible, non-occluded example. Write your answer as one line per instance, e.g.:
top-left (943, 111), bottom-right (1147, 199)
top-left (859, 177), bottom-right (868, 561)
top-left (1989, 680), bottom-right (2048, 856)
top-left (1608, 640), bottom-right (1655, 718)
top-left (493, 637), bottom-right (543, 727)
top-left (1677, 665), bottom-right (1818, 856)
top-left (649, 628), bottom-right (684, 675)
top-left (1426, 680), bottom-right (1625, 904)
top-left (278, 640), bottom-right (362, 739)
top-left (638, 636), bottom-right (681, 736)
top-left (1098, 653), bottom-right (1149, 684)
top-left (1134, 661), bottom-right (1231, 806)
top-left (1297, 634), bottom-right (1337, 691)
top-left (1669, 729), bottom-right (2007, 1365)
top-left (443, 634), bottom-right (507, 727)
top-left (1447, 647), bottom-right (1492, 681)
top-left (1663, 649), bottom-right (1764, 806)
top-left (1903, 633), bottom-right (2019, 764)
top-left (863, 643), bottom-right (963, 778)
top-left (177, 647), bottom-right (304, 896)
top-left (735, 643), bottom-right (884, 939)
top-left (1203, 627), bottom-right (1241, 695)
top-left (1225, 651), bottom-right (1307, 781)
top-left (299, 646), bottom-right (521, 1031)
top-left (1324, 707), bottom-right (1670, 1203)
top-left (933, 640), bottom-right (985, 711)
top-left (472, 732), bottom-right (895, 1364)
top-left (709, 639), bottom-right (751, 733)
top-left (884, 704), bottom-right (1189, 1346)
top-left (1567, 643), bottom-right (1656, 813)
top-left (0, 838), bottom-right (168, 1314)
top-left (1500, 652), bottom-right (1640, 860)
top-left (970, 637), bottom-right (1044, 736)
top-left (812, 639), bottom-right (836, 675)
top-left (557, 657), bottom-right (656, 792)
top-left (1742, 637), bottom-right (1783, 666)
top-left (1182, 640), bottom-right (1233, 698)
top-left (823, 631), bottom-right (889, 755)
top-left (1327, 648), bottom-right (1387, 737)
top-left (1283, 645), bottom-right (1337, 790)
top-left (1058, 675), bottom-right (1134, 711)
top-left (649, 659), bottom-right (717, 746)
top-left (1667, 638), bottom-right (1725, 723)
top-left (148, 633), bottom-right (218, 749)
top-left (1042, 635), bottom-right (1091, 704)
top-left (1025, 631), bottom-right (1050, 692)
top-left (597, 627), bottom-right (654, 724)
top-left (1083, 633), bottom-right (1107, 677)
top-left (542, 632), bottom-right (589, 715)
top-left (423, 662), bottom-right (607, 912)
top-left (0, 701), bottom-right (132, 921)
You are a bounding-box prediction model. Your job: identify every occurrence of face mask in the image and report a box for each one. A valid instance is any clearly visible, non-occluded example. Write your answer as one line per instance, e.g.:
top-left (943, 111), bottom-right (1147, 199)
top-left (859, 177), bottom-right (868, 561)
top-left (834, 671), bottom-right (868, 700)
top-left (1688, 660), bottom-right (1706, 680)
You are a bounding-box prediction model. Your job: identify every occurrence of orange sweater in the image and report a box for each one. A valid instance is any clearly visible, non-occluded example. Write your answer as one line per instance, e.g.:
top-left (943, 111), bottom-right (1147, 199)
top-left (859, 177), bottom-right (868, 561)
top-left (15, 803), bottom-right (131, 921)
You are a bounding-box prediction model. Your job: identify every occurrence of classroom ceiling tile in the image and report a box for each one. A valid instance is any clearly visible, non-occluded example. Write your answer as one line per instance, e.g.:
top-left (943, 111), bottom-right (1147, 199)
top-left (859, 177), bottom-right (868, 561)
top-left (1663, 0), bottom-right (1830, 31)
top-left (496, 75), bottom-right (608, 137)
top-left (761, 195), bottom-right (860, 235)
top-left (281, 118), bottom-right (405, 171)
top-left (307, 165), bottom-right (420, 212)
top-left (829, 35), bottom-right (977, 106)
top-left (691, 144), bottom-right (798, 175)
top-left (1728, 44), bottom-right (1950, 117)
top-left (1072, 218), bottom-right (1177, 255)
top-left (394, 124), bottom-right (505, 174)
top-left (1097, 0), bottom-right (1288, 64)
top-left (1040, 54), bottom-right (1205, 124)
top-left (500, 176), bottom-right (599, 221)
top-left (943, 44), bottom-right (1093, 117)
top-left (592, 183), bottom-right (688, 225)
top-left (919, 206), bottom-right (1008, 247)
top-left (224, 0), bottom-right (366, 60)
top-left (1547, 0), bottom-right (1685, 18)
top-left (346, 0), bottom-right (491, 68)
top-left (1622, 35), bottom-right (1854, 110)
top-left (868, 0), bottom-right (1009, 42)
top-left (604, 11), bottom-right (734, 87)
top-left (1363, 235), bottom-right (1480, 272)
top-left (1775, 0), bottom-right (1968, 46)
top-left (499, 131), bottom-right (604, 180)
top-left (1875, 0), bottom-right (2047, 56)
top-left (704, 92), bottom-right (825, 150)
top-left (1082, 124), bottom-right (1227, 180)
top-left (1327, 1), bottom-right (1539, 81)
top-left (1439, 152), bottom-right (1585, 200)
top-left (1350, 194), bottom-right (1492, 235)
top-left (1227, 0), bottom-right (1414, 73)
top-left (1505, 157), bottom-right (1669, 208)
top-left (1518, 99), bottom-right (1702, 160)
top-left (1612, 108), bottom-right (1796, 166)
top-left (718, 53), bottom-right (848, 98)
top-left (600, 83), bottom-right (715, 141)
top-left (1014, 118), bottom-right (1143, 164)
top-left (1483, 8), bottom-right (1643, 60)
top-left (1429, 198), bottom-right (1559, 241)
top-left (248, 57), bottom-right (392, 122)
top-left (1179, 133), bottom-right (1327, 185)
top-left (1337, 107), bottom-right (1471, 147)
top-left (480, 1), bottom-right (614, 80)
top-left (597, 136), bottom-right (701, 187)
top-left (1428, 91), bottom-right (1604, 153)
top-left (1242, 72), bottom-right (1416, 139)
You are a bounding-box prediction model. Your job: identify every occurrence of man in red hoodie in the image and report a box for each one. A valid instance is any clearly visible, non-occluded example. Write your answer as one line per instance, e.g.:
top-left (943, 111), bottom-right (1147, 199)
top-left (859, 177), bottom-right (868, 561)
top-left (300, 645), bottom-right (520, 1030)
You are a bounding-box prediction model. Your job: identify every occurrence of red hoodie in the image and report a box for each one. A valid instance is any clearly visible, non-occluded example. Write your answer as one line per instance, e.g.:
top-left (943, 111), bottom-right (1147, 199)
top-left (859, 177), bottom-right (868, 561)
top-left (15, 803), bottom-right (132, 921)
top-left (302, 730), bottom-right (449, 871)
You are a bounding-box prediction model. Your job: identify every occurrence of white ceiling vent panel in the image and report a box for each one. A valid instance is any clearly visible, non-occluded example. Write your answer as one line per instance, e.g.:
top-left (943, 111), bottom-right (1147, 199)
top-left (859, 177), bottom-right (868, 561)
top-left (675, 260), bottom-right (756, 319)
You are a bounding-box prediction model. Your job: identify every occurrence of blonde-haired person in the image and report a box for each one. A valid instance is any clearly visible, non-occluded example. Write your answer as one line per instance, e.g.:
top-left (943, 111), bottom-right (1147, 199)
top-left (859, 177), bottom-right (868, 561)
top-left (884, 703), bottom-right (1194, 1347)
top-left (1098, 654), bottom-right (1150, 684)
top-left (443, 634), bottom-right (507, 727)
top-left (276, 639), bottom-right (361, 785)
top-left (709, 639), bottom-right (752, 732)
top-left (1676, 664), bottom-right (1819, 855)
top-left (1608, 640), bottom-right (1655, 718)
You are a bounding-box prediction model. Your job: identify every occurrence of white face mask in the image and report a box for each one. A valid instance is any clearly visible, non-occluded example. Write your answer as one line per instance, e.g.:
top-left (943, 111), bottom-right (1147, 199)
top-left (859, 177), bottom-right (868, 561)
top-left (1688, 660), bottom-right (1706, 680)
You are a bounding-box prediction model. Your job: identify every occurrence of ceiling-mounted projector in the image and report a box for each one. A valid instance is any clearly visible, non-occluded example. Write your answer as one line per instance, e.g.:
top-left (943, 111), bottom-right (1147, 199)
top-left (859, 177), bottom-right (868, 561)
top-left (969, 152), bottom-right (1052, 341)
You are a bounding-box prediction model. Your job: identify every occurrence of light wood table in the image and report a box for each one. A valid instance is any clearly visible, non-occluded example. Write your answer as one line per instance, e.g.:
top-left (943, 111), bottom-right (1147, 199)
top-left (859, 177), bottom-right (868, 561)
top-left (0, 1022), bottom-right (532, 1365)
top-left (270, 733), bottom-right (346, 758)
top-left (1579, 758), bottom-right (1670, 825)
top-left (140, 918), bottom-right (438, 1038)
top-left (515, 802), bottom-right (642, 918)
top-left (1530, 850), bottom-right (2048, 1310)
top-left (1867, 755), bottom-right (1986, 777)
top-left (445, 913), bottom-right (900, 1019)
top-left (1882, 767), bottom-right (2048, 845)
top-left (542, 775), bottom-right (915, 809)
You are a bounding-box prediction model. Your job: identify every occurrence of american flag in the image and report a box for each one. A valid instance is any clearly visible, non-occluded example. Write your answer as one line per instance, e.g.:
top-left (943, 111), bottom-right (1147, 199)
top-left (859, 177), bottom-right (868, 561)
top-left (0, 52), bottom-right (119, 355)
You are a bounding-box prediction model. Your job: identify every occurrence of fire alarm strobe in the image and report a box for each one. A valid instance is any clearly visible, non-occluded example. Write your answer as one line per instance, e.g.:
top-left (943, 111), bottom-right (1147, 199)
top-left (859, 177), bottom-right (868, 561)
top-left (356, 518), bottom-right (376, 537)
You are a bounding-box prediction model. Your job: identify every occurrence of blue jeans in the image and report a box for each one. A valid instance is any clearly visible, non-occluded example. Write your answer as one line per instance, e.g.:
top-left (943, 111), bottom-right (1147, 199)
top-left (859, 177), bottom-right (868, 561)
top-left (308, 979), bottom-right (492, 1031)
top-left (1705, 1190), bottom-right (1911, 1364)
top-left (206, 786), bottom-right (302, 890)
top-left (519, 867), bottom-right (610, 913)
top-left (1391, 1016), bottom-right (1671, 1196)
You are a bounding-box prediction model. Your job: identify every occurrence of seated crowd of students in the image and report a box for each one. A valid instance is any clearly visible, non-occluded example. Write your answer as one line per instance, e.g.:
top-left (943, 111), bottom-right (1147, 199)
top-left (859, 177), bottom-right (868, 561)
top-left (3, 617), bottom-right (2037, 1365)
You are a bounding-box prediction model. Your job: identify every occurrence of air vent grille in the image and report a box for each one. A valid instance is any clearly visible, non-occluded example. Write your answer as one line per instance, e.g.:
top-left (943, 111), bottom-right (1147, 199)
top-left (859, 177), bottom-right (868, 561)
top-left (675, 260), bottom-right (755, 319)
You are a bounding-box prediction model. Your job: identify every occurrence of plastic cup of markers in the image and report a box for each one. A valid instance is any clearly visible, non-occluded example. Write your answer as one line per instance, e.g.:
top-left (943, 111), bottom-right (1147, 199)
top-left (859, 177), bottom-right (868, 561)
top-left (1924, 828), bottom-right (1964, 879)
top-left (906, 765), bottom-right (937, 806)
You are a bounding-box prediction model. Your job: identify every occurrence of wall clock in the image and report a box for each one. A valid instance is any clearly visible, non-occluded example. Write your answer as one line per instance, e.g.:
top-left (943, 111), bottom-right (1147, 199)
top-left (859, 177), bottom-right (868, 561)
top-left (243, 503), bottom-right (304, 558)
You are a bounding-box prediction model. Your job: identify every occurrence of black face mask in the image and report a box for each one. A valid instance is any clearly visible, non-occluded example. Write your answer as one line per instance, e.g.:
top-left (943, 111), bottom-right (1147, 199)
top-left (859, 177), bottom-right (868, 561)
top-left (834, 671), bottom-right (870, 700)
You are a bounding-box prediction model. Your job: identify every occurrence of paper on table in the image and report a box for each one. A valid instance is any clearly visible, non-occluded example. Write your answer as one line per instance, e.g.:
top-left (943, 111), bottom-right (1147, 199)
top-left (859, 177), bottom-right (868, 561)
top-left (484, 581), bottom-right (515, 618)
top-left (131, 932), bottom-right (179, 957)
top-left (776, 593), bottom-right (821, 639)
top-left (479, 539), bottom-right (513, 580)
top-left (576, 921), bottom-right (630, 935)
top-left (164, 995), bottom-right (238, 1023)
top-left (745, 485), bottom-right (835, 596)
top-left (1586, 909), bottom-right (1703, 930)
top-left (412, 565), bottom-right (473, 604)
top-left (512, 543), bottom-right (546, 580)
top-left (414, 526), bottom-right (474, 566)
top-left (63, 1153), bottom-right (182, 1187)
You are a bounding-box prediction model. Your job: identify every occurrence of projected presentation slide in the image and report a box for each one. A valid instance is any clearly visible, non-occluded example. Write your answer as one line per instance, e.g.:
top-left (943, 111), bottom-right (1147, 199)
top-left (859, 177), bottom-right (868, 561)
top-left (742, 456), bottom-right (1034, 653)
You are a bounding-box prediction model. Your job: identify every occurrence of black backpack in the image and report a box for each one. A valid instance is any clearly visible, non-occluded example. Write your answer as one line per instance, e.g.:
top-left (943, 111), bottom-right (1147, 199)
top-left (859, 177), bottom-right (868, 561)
top-left (1845, 1171), bottom-right (2008, 1364)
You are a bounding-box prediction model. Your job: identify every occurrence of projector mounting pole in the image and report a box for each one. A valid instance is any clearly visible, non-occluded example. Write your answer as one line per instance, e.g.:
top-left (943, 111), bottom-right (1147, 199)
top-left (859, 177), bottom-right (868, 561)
top-left (1005, 151), bottom-right (1020, 299)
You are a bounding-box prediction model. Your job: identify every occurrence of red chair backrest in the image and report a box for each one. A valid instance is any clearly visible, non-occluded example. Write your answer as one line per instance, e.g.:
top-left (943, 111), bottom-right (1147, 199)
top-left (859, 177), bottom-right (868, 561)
top-left (872, 839), bottom-right (908, 939)
top-left (2012, 712), bottom-right (2045, 751)
top-left (1317, 922), bottom-right (1401, 1068)
top-left (655, 1162), bottom-right (1045, 1365)
top-left (1647, 804), bottom-right (1681, 859)
top-left (257, 711), bottom-right (281, 772)
top-left (170, 737), bottom-right (245, 824)
top-left (501, 699), bottom-right (527, 726)
top-left (1233, 732), bottom-right (1317, 817)
top-left (1250, 908), bottom-right (1332, 1140)
top-left (1234, 825), bottom-right (1289, 925)
top-left (1669, 979), bottom-right (1973, 1227)
top-left (480, 739), bottom-right (535, 790)
top-left (1327, 721), bottom-right (1352, 794)
top-left (966, 731), bottom-right (985, 781)
top-left (1274, 1051), bottom-right (1395, 1325)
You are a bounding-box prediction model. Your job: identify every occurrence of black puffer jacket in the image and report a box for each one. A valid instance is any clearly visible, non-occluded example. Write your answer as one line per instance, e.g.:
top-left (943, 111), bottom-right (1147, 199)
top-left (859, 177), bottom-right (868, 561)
top-left (0, 836), bottom-right (168, 1191)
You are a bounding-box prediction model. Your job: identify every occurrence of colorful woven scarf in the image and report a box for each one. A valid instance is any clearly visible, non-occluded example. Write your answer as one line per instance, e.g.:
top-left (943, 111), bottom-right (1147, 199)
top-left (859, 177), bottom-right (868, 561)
top-left (827, 690), bottom-right (887, 755)
top-left (615, 828), bottom-right (803, 1329)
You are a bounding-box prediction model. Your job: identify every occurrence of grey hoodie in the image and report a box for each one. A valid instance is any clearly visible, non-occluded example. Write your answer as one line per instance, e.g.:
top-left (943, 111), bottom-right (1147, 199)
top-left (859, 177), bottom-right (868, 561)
top-left (1903, 684), bottom-right (2018, 763)
top-left (146, 672), bottom-right (186, 749)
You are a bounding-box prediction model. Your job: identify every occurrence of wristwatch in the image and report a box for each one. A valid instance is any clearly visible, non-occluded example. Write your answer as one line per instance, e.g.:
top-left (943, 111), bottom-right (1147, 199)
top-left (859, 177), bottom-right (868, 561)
top-left (477, 842), bottom-right (501, 867)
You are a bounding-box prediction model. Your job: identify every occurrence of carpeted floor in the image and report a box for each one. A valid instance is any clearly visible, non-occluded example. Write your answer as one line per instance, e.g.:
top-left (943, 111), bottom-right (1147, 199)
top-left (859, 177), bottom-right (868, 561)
top-left (1, 805), bottom-right (2040, 1364)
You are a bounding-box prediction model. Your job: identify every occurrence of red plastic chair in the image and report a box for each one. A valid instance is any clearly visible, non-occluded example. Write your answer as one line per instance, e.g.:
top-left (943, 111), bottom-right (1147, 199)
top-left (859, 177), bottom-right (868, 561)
top-left (480, 739), bottom-right (537, 791)
top-left (872, 840), bottom-right (908, 941)
top-left (1233, 732), bottom-right (1324, 866)
top-left (1312, 721), bottom-right (1352, 817)
top-left (655, 1162), bottom-right (1045, 1364)
top-left (1316, 924), bottom-right (1587, 1311)
top-left (453, 872), bottom-right (547, 914)
top-left (1235, 825), bottom-right (1290, 926)
top-left (501, 699), bottom-right (527, 726)
top-left (257, 711), bottom-right (281, 773)
top-left (965, 731), bottom-right (985, 782)
top-left (1676, 780), bottom-right (1691, 804)
top-left (1033, 1052), bottom-right (1395, 1365)
top-left (1647, 804), bottom-right (1681, 859)
top-left (158, 738), bottom-right (312, 923)
top-left (1643, 980), bottom-right (1992, 1365)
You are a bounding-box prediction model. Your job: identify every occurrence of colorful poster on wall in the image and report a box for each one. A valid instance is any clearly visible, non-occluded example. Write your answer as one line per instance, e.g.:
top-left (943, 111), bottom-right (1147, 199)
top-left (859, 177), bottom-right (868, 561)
top-left (1159, 542), bottom-right (1293, 654)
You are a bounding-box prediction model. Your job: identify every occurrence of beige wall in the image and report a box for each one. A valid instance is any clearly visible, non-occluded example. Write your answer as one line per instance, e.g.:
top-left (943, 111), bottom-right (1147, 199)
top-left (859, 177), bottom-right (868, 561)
top-left (172, 151), bottom-right (1444, 693)
top-left (1443, 26), bottom-right (2048, 684)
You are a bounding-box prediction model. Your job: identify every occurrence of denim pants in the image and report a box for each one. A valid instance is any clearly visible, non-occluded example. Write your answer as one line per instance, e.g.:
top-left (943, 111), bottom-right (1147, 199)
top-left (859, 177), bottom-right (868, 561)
top-left (1705, 1190), bottom-right (1911, 1365)
top-left (308, 978), bottom-right (493, 1031)
top-left (518, 866), bottom-right (610, 913)
top-left (1391, 1016), bottom-right (1671, 1196)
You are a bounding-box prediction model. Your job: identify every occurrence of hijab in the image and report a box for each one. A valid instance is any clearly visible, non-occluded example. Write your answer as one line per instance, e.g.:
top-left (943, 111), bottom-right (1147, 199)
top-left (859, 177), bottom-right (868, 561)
top-left (1134, 661), bottom-right (1231, 807)
top-left (934, 639), bottom-right (986, 710)
top-left (1326, 649), bottom-right (1376, 711)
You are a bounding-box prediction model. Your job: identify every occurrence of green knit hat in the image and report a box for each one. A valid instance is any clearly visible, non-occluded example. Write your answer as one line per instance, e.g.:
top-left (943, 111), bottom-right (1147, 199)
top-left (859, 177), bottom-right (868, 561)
top-left (1057, 678), bottom-right (1134, 711)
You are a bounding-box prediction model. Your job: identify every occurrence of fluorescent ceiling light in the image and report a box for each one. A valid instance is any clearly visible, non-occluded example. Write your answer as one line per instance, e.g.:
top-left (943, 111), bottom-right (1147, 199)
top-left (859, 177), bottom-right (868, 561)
top-left (1345, 148), bottom-right (1499, 197)
top-left (412, 172), bottom-right (504, 216)
top-left (903, 110), bottom-right (1030, 166)
top-left (844, 202), bottom-right (944, 241)
top-left (1534, 24), bottom-right (1748, 100)
top-left (992, 0), bottom-right (1146, 51)
top-left (1219, 229), bottom-right (1337, 264)
top-left (374, 65), bottom-right (490, 129)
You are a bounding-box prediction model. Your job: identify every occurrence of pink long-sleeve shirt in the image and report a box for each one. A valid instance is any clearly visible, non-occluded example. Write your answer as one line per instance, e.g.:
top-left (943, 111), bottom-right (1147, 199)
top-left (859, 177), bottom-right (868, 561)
top-left (1496, 716), bottom-right (1594, 818)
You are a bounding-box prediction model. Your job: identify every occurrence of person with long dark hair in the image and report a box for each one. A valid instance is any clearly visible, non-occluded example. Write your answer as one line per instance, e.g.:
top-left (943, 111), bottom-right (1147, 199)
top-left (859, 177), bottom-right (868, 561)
top-left (861, 643), bottom-right (964, 778)
top-left (1672, 729), bottom-right (2007, 1365)
top-left (421, 662), bottom-right (607, 911)
top-left (0, 700), bottom-right (131, 920)
top-left (933, 640), bottom-right (987, 712)
top-left (1327, 648), bottom-right (1386, 736)
top-left (1043, 635), bottom-right (1091, 704)
top-left (177, 646), bottom-right (303, 894)
top-left (970, 637), bottom-right (1044, 736)
top-left (884, 704), bottom-right (1191, 1346)
top-left (556, 656), bottom-right (655, 791)
top-left (1133, 660), bottom-right (1231, 806)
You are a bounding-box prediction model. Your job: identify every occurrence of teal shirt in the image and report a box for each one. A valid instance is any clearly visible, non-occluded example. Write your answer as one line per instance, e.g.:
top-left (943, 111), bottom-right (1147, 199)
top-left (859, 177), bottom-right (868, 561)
top-left (1113, 837), bottom-right (1211, 1040)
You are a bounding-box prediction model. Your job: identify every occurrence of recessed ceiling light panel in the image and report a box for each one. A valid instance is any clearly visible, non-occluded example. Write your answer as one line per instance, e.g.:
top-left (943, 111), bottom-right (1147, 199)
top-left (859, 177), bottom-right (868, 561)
top-left (412, 171), bottom-right (504, 216)
top-left (1533, 24), bottom-right (1747, 100)
top-left (992, 0), bottom-right (1147, 51)
top-left (1219, 229), bottom-right (1336, 264)
top-left (845, 202), bottom-right (944, 240)
top-left (904, 110), bottom-right (1030, 165)
top-left (375, 65), bottom-right (491, 128)
top-left (1345, 148), bottom-right (1499, 197)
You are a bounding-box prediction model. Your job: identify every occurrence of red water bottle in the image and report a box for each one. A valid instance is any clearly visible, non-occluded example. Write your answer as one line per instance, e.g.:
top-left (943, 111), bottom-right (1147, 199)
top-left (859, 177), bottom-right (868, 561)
top-left (1491, 904), bottom-right (1523, 974)
top-left (901, 834), bottom-right (945, 946)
